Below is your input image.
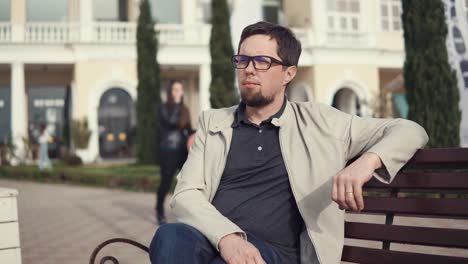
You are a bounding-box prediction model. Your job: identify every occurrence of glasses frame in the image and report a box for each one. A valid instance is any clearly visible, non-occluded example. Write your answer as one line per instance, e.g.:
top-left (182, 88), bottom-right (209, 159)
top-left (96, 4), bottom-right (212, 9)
top-left (231, 55), bottom-right (290, 71)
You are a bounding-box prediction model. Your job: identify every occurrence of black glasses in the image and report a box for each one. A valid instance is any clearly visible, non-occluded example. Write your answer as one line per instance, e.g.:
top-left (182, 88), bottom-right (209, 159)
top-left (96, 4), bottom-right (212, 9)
top-left (231, 55), bottom-right (290, 71)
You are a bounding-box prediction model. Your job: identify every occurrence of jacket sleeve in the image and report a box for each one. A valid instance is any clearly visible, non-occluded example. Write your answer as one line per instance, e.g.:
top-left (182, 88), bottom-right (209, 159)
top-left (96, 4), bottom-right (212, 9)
top-left (344, 114), bottom-right (429, 183)
top-left (170, 111), bottom-right (246, 251)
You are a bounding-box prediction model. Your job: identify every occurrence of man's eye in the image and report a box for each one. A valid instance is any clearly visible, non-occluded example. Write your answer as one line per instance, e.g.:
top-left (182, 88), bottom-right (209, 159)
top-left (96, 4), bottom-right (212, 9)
top-left (254, 57), bottom-right (270, 64)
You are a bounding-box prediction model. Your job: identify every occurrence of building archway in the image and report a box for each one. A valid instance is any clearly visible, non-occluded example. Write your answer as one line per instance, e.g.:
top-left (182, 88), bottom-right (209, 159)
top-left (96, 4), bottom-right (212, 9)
top-left (98, 87), bottom-right (135, 158)
top-left (332, 87), bottom-right (362, 116)
top-left (287, 81), bottom-right (313, 102)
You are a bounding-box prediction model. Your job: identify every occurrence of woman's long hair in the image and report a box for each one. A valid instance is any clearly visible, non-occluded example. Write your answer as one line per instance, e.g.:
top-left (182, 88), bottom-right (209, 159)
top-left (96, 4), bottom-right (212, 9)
top-left (165, 80), bottom-right (191, 130)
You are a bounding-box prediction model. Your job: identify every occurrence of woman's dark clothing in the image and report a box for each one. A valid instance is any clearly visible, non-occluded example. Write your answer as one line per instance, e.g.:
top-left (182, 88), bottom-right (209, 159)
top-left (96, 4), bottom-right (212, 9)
top-left (157, 103), bottom-right (191, 221)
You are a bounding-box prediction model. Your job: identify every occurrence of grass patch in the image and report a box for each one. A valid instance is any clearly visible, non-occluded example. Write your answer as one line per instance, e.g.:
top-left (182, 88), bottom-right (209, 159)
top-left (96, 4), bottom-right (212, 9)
top-left (0, 164), bottom-right (170, 192)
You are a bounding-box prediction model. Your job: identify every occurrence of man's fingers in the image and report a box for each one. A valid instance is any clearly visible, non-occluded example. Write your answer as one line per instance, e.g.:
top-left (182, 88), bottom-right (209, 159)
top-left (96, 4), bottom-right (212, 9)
top-left (337, 177), bottom-right (348, 210)
top-left (353, 184), bottom-right (365, 211)
top-left (332, 179), bottom-right (338, 202)
top-left (254, 254), bottom-right (267, 264)
top-left (345, 184), bottom-right (358, 211)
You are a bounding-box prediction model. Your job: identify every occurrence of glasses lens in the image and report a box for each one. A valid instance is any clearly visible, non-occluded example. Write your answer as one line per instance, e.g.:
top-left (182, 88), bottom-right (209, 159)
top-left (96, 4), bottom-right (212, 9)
top-left (232, 55), bottom-right (250, 69)
top-left (253, 56), bottom-right (272, 70)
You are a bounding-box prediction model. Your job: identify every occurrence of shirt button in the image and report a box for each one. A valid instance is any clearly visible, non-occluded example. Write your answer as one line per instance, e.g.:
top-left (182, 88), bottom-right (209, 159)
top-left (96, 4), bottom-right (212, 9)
top-left (259, 129), bottom-right (263, 133)
top-left (258, 146), bottom-right (262, 151)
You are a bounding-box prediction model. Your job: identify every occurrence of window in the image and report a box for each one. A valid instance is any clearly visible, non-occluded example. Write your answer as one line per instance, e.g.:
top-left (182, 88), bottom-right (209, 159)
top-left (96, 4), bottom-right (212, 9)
top-left (0, 87), bottom-right (10, 144)
top-left (94, 0), bottom-right (128, 21)
top-left (381, 0), bottom-right (402, 31)
top-left (150, 0), bottom-right (181, 24)
top-left (198, 0), bottom-right (211, 23)
top-left (28, 86), bottom-right (69, 158)
top-left (0, 0), bottom-right (10, 21)
top-left (27, 0), bottom-right (68, 22)
top-left (263, 0), bottom-right (282, 24)
top-left (326, 0), bottom-right (361, 32)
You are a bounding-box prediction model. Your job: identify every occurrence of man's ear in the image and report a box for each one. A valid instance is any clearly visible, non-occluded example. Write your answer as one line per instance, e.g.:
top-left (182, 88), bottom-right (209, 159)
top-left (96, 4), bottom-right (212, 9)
top-left (283, 66), bottom-right (297, 86)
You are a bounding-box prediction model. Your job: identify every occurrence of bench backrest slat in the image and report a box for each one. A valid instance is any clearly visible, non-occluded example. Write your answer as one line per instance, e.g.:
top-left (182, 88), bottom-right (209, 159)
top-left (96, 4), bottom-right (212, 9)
top-left (365, 173), bottom-right (468, 189)
top-left (342, 245), bottom-right (468, 264)
top-left (345, 222), bottom-right (468, 248)
top-left (363, 197), bottom-right (468, 217)
top-left (408, 148), bottom-right (468, 164)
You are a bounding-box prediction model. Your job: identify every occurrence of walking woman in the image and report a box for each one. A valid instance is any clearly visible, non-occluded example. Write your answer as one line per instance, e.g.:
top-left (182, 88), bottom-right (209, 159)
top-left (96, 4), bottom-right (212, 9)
top-left (38, 124), bottom-right (52, 170)
top-left (157, 80), bottom-right (192, 224)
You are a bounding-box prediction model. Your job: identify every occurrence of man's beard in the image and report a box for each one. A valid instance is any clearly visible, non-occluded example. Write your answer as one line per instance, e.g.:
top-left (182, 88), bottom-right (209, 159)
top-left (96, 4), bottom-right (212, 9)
top-left (240, 88), bottom-right (274, 107)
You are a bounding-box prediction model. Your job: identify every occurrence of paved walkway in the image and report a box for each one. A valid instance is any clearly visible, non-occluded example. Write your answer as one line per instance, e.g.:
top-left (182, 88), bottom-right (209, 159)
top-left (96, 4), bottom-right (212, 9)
top-left (1, 179), bottom-right (467, 264)
top-left (0, 179), bottom-right (167, 264)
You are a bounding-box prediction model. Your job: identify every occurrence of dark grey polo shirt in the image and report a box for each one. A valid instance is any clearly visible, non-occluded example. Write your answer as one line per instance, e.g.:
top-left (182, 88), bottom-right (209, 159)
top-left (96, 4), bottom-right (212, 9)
top-left (212, 99), bottom-right (302, 264)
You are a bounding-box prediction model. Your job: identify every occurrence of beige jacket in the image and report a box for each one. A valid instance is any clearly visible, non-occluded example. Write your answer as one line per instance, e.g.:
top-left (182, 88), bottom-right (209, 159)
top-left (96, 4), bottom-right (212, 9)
top-left (170, 101), bottom-right (428, 264)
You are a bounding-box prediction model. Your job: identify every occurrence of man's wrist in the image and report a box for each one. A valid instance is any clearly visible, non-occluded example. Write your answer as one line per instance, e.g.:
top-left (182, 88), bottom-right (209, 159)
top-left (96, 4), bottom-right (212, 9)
top-left (219, 233), bottom-right (243, 249)
top-left (361, 152), bottom-right (382, 170)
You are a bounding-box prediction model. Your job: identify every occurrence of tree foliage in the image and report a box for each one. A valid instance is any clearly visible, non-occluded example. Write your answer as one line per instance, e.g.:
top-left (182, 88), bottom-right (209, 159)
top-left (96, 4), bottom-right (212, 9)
top-left (402, 0), bottom-right (461, 147)
top-left (209, 0), bottom-right (239, 108)
top-left (136, 0), bottom-right (160, 163)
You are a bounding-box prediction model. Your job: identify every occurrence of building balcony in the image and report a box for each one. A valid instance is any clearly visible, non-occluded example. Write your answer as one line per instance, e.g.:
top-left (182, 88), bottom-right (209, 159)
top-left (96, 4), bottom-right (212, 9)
top-left (0, 22), bottom-right (211, 46)
top-left (291, 27), bottom-right (403, 51)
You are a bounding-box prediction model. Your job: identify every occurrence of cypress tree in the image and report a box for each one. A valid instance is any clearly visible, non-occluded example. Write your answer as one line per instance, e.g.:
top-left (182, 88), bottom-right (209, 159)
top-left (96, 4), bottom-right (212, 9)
top-left (209, 0), bottom-right (239, 108)
top-left (136, 0), bottom-right (160, 164)
top-left (402, 0), bottom-right (461, 148)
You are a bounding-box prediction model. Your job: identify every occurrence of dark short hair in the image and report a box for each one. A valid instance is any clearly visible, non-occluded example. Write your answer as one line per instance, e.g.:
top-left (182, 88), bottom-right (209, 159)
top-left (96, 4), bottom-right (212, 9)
top-left (238, 21), bottom-right (302, 67)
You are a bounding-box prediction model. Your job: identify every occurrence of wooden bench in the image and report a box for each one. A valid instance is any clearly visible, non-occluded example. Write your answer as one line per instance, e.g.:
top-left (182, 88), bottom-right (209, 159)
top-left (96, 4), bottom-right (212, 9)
top-left (89, 148), bottom-right (468, 264)
top-left (342, 148), bottom-right (468, 264)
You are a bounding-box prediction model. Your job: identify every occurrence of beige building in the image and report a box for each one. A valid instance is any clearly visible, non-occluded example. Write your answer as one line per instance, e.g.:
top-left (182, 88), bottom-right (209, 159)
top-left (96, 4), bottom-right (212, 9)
top-left (0, 0), bottom-right (436, 163)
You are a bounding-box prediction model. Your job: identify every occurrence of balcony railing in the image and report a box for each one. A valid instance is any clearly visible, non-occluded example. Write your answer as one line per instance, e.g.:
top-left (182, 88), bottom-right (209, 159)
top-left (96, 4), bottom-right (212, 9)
top-left (93, 22), bottom-right (136, 43)
top-left (0, 23), bottom-right (11, 43)
top-left (326, 31), bottom-right (370, 46)
top-left (25, 23), bottom-right (79, 43)
top-left (0, 22), bottom-right (210, 46)
top-left (0, 22), bottom-right (378, 49)
top-left (291, 27), bottom-right (371, 48)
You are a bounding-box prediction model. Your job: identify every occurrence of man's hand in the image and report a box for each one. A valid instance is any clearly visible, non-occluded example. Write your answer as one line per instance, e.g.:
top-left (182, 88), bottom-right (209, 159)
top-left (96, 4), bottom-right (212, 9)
top-left (332, 153), bottom-right (382, 212)
top-left (219, 233), bottom-right (266, 264)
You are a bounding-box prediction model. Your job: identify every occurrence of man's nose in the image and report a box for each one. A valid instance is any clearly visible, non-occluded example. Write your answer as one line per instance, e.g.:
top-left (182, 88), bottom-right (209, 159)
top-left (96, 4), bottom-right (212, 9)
top-left (244, 59), bottom-right (256, 74)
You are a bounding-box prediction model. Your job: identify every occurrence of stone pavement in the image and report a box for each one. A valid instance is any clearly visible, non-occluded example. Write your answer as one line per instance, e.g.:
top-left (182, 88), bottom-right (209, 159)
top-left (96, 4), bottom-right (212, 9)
top-left (0, 179), bottom-right (166, 264)
top-left (1, 179), bottom-right (467, 264)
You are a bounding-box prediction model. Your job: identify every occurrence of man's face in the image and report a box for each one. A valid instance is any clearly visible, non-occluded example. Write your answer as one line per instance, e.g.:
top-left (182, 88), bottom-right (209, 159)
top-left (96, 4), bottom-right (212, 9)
top-left (237, 34), bottom-right (296, 108)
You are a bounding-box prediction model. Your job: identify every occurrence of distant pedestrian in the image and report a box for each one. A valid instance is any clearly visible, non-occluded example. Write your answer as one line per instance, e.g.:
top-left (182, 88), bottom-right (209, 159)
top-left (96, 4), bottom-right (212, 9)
top-left (38, 124), bottom-right (52, 170)
top-left (156, 80), bottom-right (192, 224)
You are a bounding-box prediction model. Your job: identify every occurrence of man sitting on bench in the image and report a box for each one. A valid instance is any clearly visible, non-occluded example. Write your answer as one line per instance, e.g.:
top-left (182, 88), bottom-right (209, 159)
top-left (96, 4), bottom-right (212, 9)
top-left (149, 21), bottom-right (428, 264)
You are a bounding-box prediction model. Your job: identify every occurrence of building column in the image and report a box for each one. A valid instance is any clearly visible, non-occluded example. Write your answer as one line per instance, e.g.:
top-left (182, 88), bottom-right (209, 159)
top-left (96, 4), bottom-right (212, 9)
top-left (230, 0), bottom-right (262, 50)
top-left (182, 0), bottom-right (196, 24)
top-left (198, 64), bottom-right (211, 112)
top-left (10, 62), bottom-right (27, 165)
top-left (182, 0), bottom-right (197, 43)
top-left (80, 0), bottom-right (93, 42)
top-left (11, 0), bottom-right (26, 42)
top-left (313, 0), bottom-right (327, 45)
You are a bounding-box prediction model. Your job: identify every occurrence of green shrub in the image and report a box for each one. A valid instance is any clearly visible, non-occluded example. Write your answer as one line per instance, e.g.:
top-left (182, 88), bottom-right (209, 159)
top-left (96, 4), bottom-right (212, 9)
top-left (0, 164), bottom-right (162, 192)
top-left (71, 118), bottom-right (92, 149)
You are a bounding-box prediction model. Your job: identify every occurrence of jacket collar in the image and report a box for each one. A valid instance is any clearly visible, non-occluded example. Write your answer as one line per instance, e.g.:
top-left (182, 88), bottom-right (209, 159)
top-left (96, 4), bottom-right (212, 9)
top-left (208, 100), bottom-right (294, 133)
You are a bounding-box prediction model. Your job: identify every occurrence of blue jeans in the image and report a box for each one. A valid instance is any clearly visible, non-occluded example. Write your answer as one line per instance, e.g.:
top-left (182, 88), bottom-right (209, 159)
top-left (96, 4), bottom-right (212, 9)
top-left (149, 223), bottom-right (283, 264)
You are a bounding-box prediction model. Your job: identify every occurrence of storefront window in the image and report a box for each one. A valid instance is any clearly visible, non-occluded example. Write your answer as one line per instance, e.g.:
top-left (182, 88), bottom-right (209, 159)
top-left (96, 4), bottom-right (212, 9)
top-left (98, 88), bottom-right (135, 158)
top-left (28, 86), bottom-right (69, 158)
top-left (0, 87), bottom-right (10, 144)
